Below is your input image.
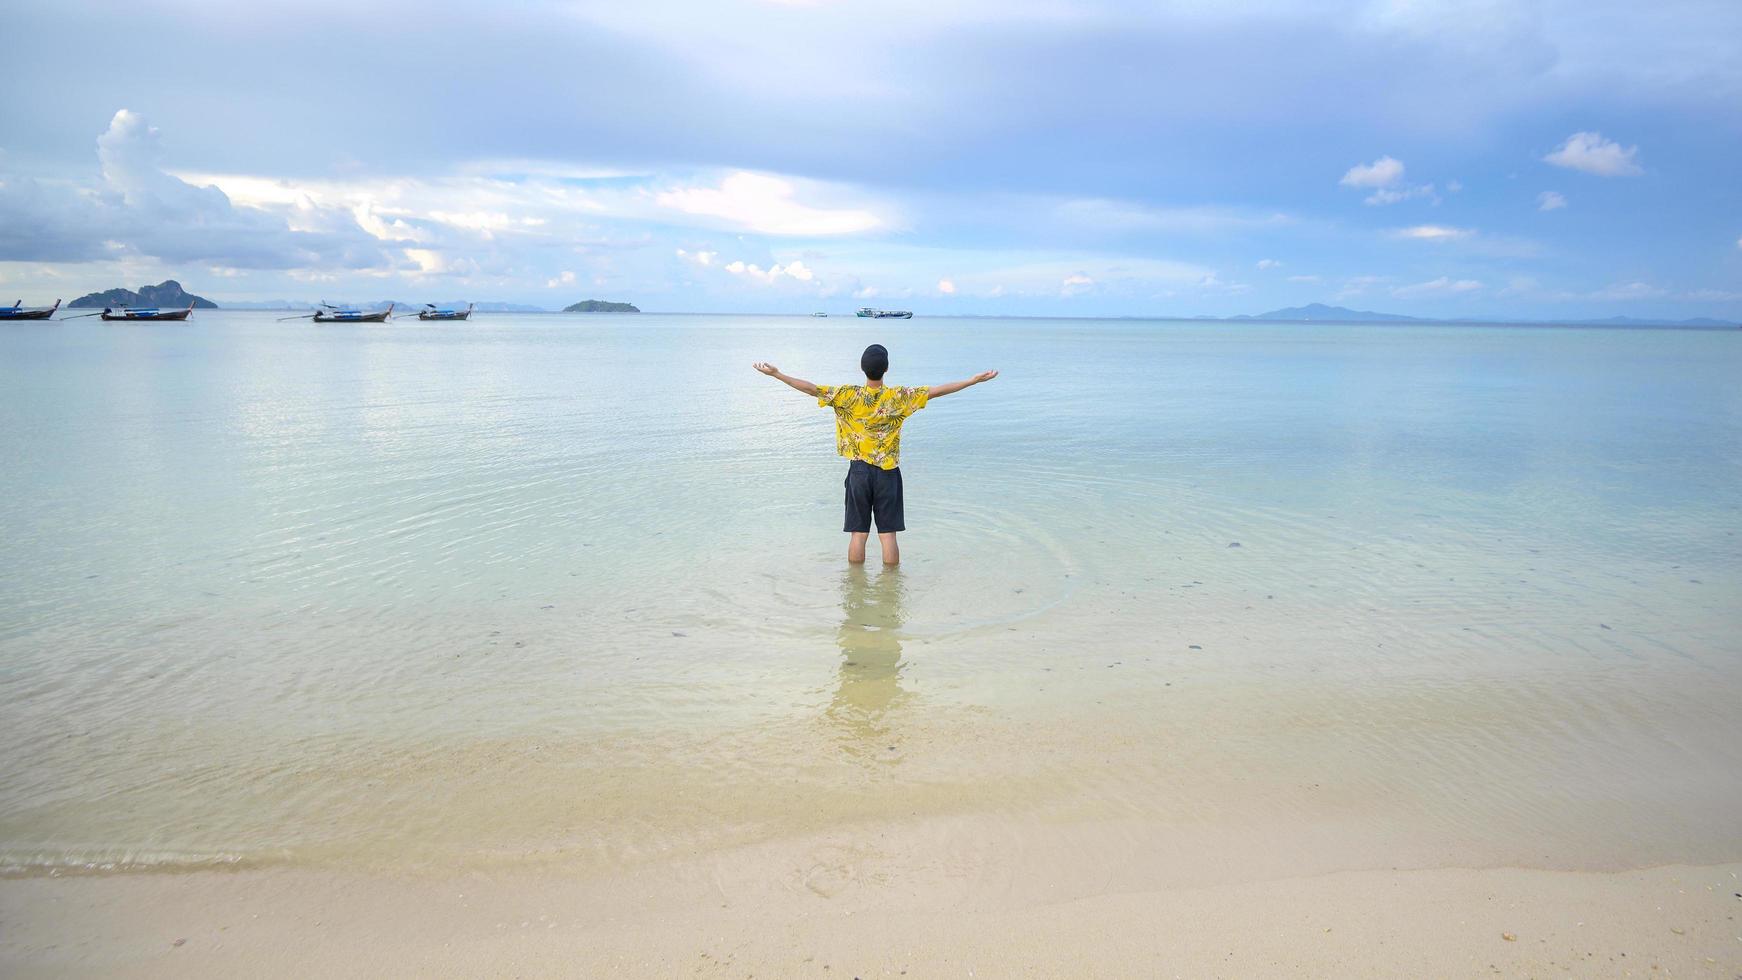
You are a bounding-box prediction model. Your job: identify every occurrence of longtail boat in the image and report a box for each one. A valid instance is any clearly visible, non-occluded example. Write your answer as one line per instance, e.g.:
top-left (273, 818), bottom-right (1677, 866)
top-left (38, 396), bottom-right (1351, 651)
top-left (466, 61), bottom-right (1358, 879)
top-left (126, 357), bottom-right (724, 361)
top-left (417, 303), bottom-right (473, 321)
top-left (310, 302), bottom-right (393, 323)
top-left (1, 299), bottom-right (60, 320)
top-left (100, 302), bottom-right (195, 322)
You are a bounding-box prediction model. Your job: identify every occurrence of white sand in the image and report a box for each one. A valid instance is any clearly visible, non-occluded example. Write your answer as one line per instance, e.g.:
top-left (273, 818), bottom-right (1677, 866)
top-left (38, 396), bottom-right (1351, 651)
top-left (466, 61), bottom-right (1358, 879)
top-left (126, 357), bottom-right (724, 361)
top-left (4, 849), bottom-right (1737, 978)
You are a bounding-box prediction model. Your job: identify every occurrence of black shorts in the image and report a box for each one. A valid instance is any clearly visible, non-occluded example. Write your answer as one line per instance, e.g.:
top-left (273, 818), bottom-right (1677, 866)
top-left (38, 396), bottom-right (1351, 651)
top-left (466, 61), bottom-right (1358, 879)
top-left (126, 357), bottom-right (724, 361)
top-left (844, 460), bottom-right (904, 533)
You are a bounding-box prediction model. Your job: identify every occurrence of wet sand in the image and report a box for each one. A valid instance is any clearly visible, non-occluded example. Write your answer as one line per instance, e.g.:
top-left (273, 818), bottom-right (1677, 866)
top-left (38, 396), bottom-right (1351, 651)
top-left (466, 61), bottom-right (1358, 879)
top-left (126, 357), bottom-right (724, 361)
top-left (3, 849), bottom-right (1736, 978)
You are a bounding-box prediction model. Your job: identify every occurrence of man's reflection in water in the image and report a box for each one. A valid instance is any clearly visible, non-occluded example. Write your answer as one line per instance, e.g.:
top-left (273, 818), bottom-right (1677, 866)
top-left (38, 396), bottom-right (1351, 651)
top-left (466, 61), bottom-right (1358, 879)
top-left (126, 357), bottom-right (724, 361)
top-left (827, 564), bottom-right (912, 757)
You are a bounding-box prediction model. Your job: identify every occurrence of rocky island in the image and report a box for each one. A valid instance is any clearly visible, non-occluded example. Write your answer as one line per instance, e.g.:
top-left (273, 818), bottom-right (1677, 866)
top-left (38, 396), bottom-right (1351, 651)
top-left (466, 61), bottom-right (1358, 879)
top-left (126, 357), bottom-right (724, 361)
top-left (69, 280), bottom-right (218, 309)
top-left (562, 300), bottom-right (639, 313)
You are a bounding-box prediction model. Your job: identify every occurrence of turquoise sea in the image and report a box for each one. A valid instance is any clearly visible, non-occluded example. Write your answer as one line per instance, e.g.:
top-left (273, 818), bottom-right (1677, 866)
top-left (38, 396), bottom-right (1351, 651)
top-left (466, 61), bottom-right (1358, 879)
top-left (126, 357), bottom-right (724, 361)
top-left (1, 312), bottom-right (1739, 878)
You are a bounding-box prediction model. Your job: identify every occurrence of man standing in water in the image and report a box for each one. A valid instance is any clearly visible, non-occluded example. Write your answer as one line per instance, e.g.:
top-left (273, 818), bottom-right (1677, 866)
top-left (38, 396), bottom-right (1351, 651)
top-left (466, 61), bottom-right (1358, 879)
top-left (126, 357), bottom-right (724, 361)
top-left (754, 345), bottom-right (997, 564)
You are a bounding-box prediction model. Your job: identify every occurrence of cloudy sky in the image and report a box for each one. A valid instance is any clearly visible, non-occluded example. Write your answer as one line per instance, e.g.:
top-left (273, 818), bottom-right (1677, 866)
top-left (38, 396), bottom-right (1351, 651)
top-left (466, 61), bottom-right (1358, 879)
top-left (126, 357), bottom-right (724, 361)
top-left (2, 0), bottom-right (1739, 317)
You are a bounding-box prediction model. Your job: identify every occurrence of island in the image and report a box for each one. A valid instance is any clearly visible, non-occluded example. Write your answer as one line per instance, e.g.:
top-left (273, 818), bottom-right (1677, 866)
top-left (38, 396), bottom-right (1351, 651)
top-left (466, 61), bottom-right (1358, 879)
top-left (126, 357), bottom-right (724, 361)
top-left (1230, 303), bottom-right (1421, 323)
top-left (69, 280), bottom-right (218, 309)
top-left (563, 300), bottom-right (639, 313)
top-left (1219, 303), bottom-right (1737, 327)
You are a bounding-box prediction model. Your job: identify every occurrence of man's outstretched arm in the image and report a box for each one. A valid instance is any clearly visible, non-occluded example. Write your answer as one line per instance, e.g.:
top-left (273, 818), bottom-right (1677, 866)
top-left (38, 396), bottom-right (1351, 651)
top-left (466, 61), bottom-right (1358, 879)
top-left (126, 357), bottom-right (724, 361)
top-left (927, 369), bottom-right (999, 399)
top-left (753, 362), bottom-right (821, 397)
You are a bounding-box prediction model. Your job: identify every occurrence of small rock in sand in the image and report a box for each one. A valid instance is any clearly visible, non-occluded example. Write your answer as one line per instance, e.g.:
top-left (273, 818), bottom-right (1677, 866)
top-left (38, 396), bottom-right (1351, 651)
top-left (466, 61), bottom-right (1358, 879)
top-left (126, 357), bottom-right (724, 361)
top-left (1502, 933), bottom-right (1517, 942)
top-left (1227, 541), bottom-right (1241, 548)
top-left (1189, 644), bottom-right (1202, 650)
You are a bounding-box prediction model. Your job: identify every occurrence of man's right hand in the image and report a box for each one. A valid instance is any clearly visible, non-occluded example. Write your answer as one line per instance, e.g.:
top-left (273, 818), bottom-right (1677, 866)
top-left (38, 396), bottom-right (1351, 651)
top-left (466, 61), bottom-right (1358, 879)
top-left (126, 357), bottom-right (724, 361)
top-left (753, 362), bottom-right (779, 376)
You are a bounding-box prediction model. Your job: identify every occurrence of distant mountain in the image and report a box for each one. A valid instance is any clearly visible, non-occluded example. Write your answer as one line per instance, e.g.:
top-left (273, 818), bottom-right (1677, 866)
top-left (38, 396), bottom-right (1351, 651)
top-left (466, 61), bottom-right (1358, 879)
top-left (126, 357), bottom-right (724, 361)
top-left (1560, 315), bottom-right (1739, 327)
top-left (563, 299), bottom-right (639, 313)
top-left (1233, 303), bottom-right (1423, 323)
top-left (227, 299), bottom-right (549, 313)
top-left (1222, 303), bottom-right (1736, 327)
top-left (69, 280), bottom-right (217, 309)
top-left (220, 300), bottom-right (302, 310)
top-left (460, 301), bottom-right (547, 313)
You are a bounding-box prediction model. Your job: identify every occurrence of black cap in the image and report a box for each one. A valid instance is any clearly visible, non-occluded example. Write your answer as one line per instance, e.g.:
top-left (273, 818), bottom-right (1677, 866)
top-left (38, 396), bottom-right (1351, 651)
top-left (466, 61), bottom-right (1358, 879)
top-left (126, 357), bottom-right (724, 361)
top-left (861, 344), bottom-right (889, 380)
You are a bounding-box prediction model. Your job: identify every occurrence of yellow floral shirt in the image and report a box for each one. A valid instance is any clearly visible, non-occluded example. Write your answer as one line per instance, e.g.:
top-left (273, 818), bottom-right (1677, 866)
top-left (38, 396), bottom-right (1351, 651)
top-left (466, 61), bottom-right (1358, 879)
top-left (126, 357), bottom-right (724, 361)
top-left (816, 384), bottom-right (930, 469)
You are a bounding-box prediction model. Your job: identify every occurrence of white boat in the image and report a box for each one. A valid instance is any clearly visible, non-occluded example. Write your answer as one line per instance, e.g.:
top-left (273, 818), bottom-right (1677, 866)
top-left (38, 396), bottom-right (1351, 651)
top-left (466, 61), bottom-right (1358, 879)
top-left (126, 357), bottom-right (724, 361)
top-left (855, 307), bottom-right (913, 319)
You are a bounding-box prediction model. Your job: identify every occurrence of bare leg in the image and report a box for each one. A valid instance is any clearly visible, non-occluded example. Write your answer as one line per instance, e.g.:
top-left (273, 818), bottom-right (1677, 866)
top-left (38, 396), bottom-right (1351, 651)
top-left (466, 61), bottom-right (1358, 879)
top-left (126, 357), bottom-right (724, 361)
top-left (879, 531), bottom-right (900, 565)
top-left (848, 532), bottom-right (869, 564)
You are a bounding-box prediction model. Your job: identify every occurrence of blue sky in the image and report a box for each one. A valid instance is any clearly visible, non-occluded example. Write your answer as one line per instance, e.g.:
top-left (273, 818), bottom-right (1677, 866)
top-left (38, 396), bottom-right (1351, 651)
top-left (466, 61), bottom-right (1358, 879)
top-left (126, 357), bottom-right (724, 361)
top-left (1, 0), bottom-right (1738, 318)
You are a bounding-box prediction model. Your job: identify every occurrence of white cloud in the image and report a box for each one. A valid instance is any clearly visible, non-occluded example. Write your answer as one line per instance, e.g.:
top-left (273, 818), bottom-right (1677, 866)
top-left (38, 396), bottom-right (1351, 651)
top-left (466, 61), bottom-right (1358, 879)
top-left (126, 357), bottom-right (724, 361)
top-left (1335, 275), bottom-right (1389, 298)
top-left (1537, 191), bottom-right (1567, 211)
top-left (1687, 288), bottom-right (1742, 301)
top-left (0, 110), bottom-right (394, 271)
top-left (962, 255), bottom-right (1212, 297)
top-left (853, 286), bottom-right (879, 299)
top-left (1392, 276), bottom-right (1483, 297)
top-left (1365, 183), bottom-right (1439, 206)
top-left (403, 248), bottom-right (480, 277)
top-left (1256, 258), bottom-right (1281, 269)
top-left (1194, 272), bottom-right (1250, 294)
top-left (545, 270), bottom-right (576, 288)
top-left (1589, 280), bottom-right (1665, 300)
top-left (937, 278), bottom-right (956, 294)
top-left (1340, 155), bottom-right (1406, 188)
top-left (425, 210), bottom-right (520, 235)
top-left (1543, 132), bottom-right (1642, 176)
top-left (1393, 224), bottom-right (1474, 241)
top-left (1053, 198), bottom-right (1291, 233)
top-left (1339, 156), bottom-right (1437, 205)
top-left (654, 172), bottom-right (884, 236)
top-left (1286, 274), bottom-right (1320, 283)
top-left (350, 201), bottom-right (427, 243)
top-left (723, 258), bottom-right (815, 285)
top-left (1446, 179), bottom-right (1463, 193)
top-left (184, 166), bottom-right (889, 276)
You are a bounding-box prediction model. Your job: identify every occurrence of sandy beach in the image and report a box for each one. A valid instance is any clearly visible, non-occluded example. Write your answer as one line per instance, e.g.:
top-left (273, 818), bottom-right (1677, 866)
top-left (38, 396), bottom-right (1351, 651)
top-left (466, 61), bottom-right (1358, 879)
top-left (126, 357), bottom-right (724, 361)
top-left (4, 849), bottom-right (1737, 978)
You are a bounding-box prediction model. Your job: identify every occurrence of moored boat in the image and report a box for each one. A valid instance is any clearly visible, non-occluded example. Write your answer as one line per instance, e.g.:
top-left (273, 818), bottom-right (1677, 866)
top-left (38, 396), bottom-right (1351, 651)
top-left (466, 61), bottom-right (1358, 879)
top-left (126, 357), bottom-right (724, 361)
top-left (417, 303), bottom-right (473, 321)
top-left (99, 302), bottom-right (195, 321)
top-left (310, 302), bottom-right (393, 323)
top-left (1, 299), bottom-right (60, 320)
top-left (810, 311), bottom-right (829, 317)
top-left (855, 307), bottom-right (913, 319)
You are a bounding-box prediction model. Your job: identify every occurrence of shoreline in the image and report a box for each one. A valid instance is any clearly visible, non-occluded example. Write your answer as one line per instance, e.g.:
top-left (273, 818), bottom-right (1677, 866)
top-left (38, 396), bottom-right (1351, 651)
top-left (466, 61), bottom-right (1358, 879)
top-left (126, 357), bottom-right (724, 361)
top-left (3, 853), bottom-right (1735, 978)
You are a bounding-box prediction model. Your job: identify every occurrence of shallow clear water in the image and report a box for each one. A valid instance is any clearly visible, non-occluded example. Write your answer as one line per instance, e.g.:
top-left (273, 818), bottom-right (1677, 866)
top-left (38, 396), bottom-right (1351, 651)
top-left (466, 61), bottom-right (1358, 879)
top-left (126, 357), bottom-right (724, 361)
top-left (1, 312), bottom-right (1739, 875)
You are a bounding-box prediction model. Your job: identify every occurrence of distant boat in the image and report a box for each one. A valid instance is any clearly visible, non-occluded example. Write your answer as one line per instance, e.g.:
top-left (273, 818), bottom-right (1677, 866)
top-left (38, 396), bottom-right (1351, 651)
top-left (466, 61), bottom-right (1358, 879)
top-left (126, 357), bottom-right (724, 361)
top-left (856, 307), bottom-right (913, 319)
top-left (311, 302), bottom-right (393, 323)
top-left (100, 302), bottom-right (194, 322)
top-left (810, 312), bottom-right (829, 317)
top-left (417, 303), bottom-right (473, 321)
top-left (1, 299), bottom-right (60, 320)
